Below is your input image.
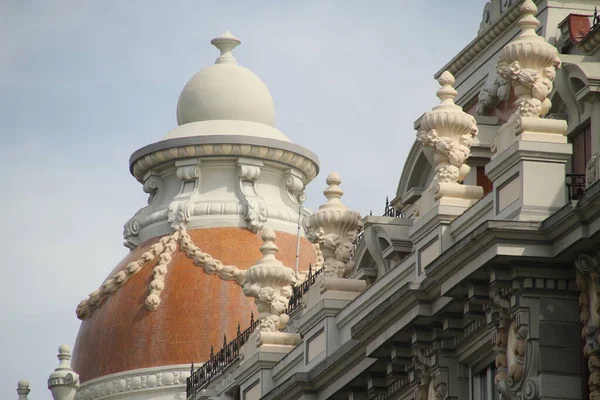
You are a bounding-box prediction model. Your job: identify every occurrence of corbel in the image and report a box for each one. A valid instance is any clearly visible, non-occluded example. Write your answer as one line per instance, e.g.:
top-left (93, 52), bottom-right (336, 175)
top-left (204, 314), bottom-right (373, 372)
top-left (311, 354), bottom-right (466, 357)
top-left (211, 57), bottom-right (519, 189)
top-left (237, 158), bottom-right (267, 233)
top-left (123, 171), bottom-right (163, 250)
top-left (168, 159), bottom-right (201, 229)
top-left (283, 167), bottom-right (307, 204)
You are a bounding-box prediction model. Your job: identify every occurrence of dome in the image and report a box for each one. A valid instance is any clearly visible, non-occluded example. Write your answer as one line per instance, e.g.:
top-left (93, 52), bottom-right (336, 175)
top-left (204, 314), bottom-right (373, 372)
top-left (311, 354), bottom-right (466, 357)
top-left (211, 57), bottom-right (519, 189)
top-left (176, 31), bottom-right (275, 127)
top-left (71, 227), bottom-right (316, 382)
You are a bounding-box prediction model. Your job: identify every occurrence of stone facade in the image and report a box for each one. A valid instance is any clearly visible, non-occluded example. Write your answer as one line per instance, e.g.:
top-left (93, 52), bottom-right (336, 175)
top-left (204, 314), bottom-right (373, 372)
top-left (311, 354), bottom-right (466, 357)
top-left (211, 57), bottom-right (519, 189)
top-left (182, 2), bottom-right (600, 400)
top-left (19, 1), bottom-right (600, 400)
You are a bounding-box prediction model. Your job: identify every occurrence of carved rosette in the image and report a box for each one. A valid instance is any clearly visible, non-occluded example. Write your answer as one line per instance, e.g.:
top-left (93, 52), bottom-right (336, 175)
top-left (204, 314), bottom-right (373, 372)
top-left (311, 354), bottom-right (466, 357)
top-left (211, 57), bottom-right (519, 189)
top-left (496, 0), bottom-right (561, 119)
top-left (417, 71), bottom-right (478, 186)
top-left (304, 172), bottom-right (363, 278)
top-left (242, 229), bottom-right (297, 332)
top-left (575, 253), bottom-right (600, 399)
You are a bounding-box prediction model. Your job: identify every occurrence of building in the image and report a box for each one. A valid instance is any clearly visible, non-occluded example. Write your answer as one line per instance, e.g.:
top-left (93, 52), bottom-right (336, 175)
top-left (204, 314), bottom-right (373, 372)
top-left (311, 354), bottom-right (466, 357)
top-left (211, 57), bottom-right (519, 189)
top-left (17, 0), bottom-right (600, 399)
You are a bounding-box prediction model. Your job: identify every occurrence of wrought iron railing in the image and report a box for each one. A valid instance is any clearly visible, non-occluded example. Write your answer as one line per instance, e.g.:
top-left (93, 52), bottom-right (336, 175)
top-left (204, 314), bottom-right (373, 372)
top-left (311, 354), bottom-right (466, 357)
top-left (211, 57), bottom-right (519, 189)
top-left (287, 264), bottom-right (323, 314)
top-left (383, 197), bottom-right (403, 218)
top-left (566, 173), bottom-right (586, 201)
top-left (186, 315), bottom-right (259, 397)
top-left (186, 266), bottom-right (323, 398)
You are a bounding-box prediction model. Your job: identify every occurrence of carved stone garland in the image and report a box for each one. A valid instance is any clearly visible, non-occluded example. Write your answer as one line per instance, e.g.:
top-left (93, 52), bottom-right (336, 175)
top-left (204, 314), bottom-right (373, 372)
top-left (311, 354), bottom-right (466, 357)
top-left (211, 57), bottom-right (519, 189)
top-left (242, 229), bottom-right (297, 332)
top-left (575, 253), bottom-right (600, 399)
top-left (76, 227), bottom-right (246, 319)
top-left (304, 172), bottom-right (363, 278)
top-left (490, 289), bottom-right (537, 400)
top-left (417, 71), bottom-right (479, 187)
top-left (496, 0), bottom-right (561, 120)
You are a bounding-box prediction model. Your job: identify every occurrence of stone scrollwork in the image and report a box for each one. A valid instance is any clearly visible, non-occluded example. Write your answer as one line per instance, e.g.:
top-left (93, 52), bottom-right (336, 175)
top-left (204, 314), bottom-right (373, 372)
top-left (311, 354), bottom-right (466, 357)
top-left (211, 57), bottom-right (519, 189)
top-left (237, 158), bottom-right (268, 233)
top-left (496, 0), bottom-right (561, 120)
top-left (490, 289), bottom-right (538, 400)
top-left (168, 160), bottom-right (201, 230)
top-left (123, 174), bottom-right (163, 250)
top-left (575, 253), bottom-right (600, 398)
top-left (283, 168), bottom-right (307, 204)
top-left (305, 172), bottom-right (363, 278)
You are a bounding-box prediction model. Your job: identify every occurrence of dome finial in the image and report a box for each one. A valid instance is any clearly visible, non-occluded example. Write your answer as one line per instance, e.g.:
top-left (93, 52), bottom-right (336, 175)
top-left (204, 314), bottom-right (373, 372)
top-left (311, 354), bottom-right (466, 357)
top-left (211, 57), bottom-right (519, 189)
top-left (211, 31), bottom-right (241, 65)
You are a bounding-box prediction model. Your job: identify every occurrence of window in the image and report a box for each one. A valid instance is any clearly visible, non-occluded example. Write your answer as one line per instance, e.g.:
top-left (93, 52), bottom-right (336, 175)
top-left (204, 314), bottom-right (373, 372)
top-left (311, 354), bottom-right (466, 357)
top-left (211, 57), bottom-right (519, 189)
top-left (477, 166), bottom-right (493, 196)
top-left (571, 123), bottom-right (591, 174)
top-left (471, 363), bottom-right (499, 400)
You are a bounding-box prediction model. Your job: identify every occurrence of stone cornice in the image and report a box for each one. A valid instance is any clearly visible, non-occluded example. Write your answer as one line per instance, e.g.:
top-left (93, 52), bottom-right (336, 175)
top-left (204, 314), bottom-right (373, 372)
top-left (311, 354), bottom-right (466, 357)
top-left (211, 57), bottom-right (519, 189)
top-left (130, 135), bottom-right (320, 183)
top-left (434, 0), bottom-right (527, 79)
top-left (76, 365), bottom-right (190, 400)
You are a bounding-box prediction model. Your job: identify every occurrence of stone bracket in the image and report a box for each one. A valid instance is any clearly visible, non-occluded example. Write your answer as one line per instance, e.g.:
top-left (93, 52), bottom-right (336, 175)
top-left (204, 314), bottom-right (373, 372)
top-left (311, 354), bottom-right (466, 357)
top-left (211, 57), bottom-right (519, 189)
top-left (237, 158), bottom-right (268, 233)
top-left (123, 172), bottom-right (163, 250)
top-left (168, 159), bottom-right (202, 229)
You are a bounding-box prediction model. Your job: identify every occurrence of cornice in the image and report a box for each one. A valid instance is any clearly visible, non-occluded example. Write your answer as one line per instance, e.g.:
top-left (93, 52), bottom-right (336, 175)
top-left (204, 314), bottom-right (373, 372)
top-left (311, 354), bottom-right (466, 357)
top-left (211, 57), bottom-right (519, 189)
top-left (76, 365), bottom-right (190, 400)
top-left (129, 135), bottom-right (320, 183)
top-left (434, 0), bottom-right (527, 79)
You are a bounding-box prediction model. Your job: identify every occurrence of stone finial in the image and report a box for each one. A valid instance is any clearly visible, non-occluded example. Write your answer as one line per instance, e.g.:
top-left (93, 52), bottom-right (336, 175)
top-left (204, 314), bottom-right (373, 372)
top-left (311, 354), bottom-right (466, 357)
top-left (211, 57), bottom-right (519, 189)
top-left (48, 344), bottom-right (79, 400)
top-left (417, 71), bottom-right (478, 186)
top-left (323, 172), bottom-right (343, 207)
top-left (304, 172), bottom-right (363, 278)
top-left (242, 229), bottom-right (296, 333)
top-left (211, 31), bottom-right (241, 65)
top-left (17, 379), bottom-right (30, 400)
top-left (496, 0), bottom-right (561, 119)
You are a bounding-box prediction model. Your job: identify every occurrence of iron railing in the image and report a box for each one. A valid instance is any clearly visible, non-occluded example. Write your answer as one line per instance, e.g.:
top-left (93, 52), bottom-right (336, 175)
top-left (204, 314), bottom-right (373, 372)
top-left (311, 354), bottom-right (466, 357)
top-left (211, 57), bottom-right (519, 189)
top-left (383, 197), bottom-right (402, 218)
top-left (186, 266), bottom-right (323, 398)
top-left (287, 264), bottom-right (323, 314)
top-left (566, 174), bottom-right (586, 201)
top-left (186, 315), bottom-right (259, 397)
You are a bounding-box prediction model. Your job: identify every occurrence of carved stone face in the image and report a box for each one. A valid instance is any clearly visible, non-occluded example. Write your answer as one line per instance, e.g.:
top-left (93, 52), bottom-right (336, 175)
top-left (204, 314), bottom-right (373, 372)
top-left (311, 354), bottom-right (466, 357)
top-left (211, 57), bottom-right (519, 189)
top-left (335, 241), bottom-right (354, 263)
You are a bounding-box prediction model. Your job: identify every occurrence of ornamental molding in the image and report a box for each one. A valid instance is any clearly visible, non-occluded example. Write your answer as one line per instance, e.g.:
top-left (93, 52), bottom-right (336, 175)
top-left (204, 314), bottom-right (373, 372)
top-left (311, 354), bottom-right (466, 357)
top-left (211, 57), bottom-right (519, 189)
top-left (75, 365), bottom-right (191, 400)
top-left (283, 168), bottom-right (307, 205)
top-left (409, 346), bottom-right (455, 400)
top-left (237, 158), bottom-right (268, 233)
top-left (168, 160), bottom-right (202, 230)
top-left (123, 173), bottom-right (163, 250)
top-left (435, 0), bottom-right (527, 78)
top-left (587, 152), bottom-right (600, 189)
top-left (131, 141), bottom-right (318, 183)
top-left (575, 252), bottom-right (600, 398)
top-left (489, 288), bottom-right (539, 400)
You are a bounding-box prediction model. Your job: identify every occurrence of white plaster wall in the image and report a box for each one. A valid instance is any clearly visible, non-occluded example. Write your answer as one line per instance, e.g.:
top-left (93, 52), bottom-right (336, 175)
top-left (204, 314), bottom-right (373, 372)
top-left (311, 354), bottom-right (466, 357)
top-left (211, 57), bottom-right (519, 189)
top-left (126, 156), bottom-right (310, 246)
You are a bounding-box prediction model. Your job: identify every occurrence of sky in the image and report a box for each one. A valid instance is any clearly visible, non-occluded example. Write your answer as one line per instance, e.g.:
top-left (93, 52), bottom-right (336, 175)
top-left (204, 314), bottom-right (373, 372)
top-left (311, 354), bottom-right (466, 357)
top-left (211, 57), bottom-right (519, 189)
top-left (0, 1), bottom-right (484, 397)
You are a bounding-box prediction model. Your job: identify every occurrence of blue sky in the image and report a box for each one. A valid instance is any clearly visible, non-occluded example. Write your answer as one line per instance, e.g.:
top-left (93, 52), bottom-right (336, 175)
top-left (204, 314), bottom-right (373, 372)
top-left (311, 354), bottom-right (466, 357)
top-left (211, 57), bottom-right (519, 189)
top-left (0, 1), bottom-right (484, 397)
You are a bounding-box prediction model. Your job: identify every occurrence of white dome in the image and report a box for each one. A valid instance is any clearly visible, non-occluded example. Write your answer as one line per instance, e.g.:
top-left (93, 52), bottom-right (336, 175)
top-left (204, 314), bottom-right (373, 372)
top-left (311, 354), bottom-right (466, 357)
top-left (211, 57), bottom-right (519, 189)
top-left (176, 32), bottom-right (275, 127)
